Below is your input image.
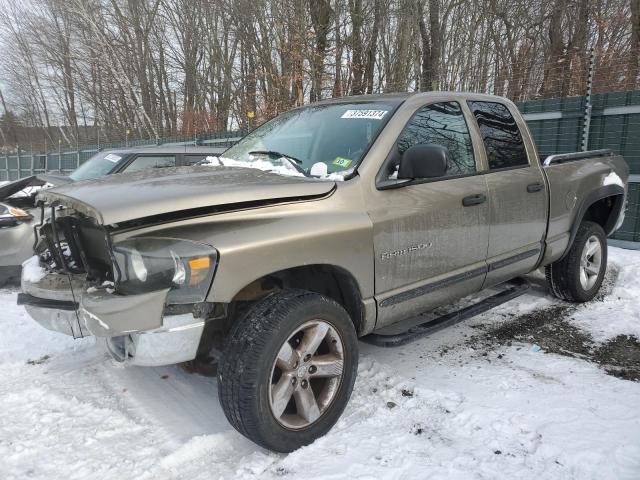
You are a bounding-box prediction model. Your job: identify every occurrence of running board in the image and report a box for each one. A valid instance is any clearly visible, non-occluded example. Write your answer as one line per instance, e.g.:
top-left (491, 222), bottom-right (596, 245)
top-left (362, 278), bottom-right (530, 348)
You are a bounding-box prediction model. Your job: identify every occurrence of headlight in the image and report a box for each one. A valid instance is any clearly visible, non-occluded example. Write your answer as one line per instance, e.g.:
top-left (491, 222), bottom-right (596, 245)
top-left (0, 202), bottom-right (32, 227)
top-left (112, 237), bottom-right (217, 304)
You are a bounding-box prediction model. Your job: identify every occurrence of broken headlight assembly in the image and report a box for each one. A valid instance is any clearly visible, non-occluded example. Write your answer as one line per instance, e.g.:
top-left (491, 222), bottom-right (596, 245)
top-left (0, 202), bottom-right (33, 227)
top-left (112, 237), bottom-right (217, 304)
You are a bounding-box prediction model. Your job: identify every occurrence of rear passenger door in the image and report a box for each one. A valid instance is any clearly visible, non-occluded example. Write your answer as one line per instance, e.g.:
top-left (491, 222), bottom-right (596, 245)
top-left (467, 101), bottom-right (547, 287)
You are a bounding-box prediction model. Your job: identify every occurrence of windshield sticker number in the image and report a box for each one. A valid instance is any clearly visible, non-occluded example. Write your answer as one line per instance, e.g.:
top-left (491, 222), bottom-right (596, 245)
top-left (104, 154), bottom-right (122, 163)
top-left (341, 109), bottom-right (388, 120)
top-left (332, 157), bottom-right (353, 168)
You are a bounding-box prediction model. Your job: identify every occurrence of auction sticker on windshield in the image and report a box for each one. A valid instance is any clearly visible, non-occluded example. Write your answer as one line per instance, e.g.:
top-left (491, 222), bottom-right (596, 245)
top-left (341, 109), bottom-right (388, 120)
top-left (104, 154), bottom-right (122, 163)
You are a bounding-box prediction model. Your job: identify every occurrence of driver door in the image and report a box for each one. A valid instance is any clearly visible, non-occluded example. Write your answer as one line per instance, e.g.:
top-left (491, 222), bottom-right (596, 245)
top-left (368, 101), bottom-right (490, 328)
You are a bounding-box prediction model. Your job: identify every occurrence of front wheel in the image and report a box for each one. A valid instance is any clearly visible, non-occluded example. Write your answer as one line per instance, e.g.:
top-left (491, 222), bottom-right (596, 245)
top-left (217, 290), bottom-right (358, 452)
top-left (546, 221), bottom-right (607, 302)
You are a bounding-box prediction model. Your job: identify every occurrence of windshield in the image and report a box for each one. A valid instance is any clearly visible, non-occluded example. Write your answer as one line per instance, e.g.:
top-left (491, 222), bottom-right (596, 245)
top-left (70, 152), bottom-right (124, 181)
top-left (221, 101), bottom-right (399, 178)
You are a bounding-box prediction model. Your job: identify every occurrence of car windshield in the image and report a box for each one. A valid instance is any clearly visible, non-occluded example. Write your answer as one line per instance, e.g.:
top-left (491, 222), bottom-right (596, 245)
top-left (221, 101), bottom-right (399, 178)
top-left (70, 152), bottom-right (124, 181)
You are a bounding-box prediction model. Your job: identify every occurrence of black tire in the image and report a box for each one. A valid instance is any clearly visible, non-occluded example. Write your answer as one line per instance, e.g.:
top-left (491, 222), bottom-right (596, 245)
top-left (217, 289), bottom-right (358, 452)
top-left (545, 221), bottom-right (607, 303)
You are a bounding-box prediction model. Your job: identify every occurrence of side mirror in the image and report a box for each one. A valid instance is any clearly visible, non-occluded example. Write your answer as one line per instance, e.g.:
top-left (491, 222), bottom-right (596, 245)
top-left (397, 144), bottom-right (449, 180)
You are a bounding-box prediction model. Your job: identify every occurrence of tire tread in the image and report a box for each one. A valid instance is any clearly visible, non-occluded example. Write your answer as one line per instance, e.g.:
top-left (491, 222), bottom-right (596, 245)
top-left (217, 289), bottom-right (356, 452)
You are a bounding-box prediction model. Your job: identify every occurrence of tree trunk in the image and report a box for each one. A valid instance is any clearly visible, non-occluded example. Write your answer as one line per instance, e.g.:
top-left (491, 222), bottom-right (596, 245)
top-left (630, 0), bottom-right (640, 87)
top-left (310, 0), bottom-right (333, 102)
top-left (349, 0), bottom-right (365, 95)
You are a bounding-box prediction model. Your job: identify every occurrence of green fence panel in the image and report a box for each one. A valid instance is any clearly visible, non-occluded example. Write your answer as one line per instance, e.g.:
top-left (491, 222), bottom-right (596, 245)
top-left (613, 183), bottom-right (640, 242)
top-left (0, 157), bottom-right (7, 181)
top-left (48, 153), bottom-right (60, 171)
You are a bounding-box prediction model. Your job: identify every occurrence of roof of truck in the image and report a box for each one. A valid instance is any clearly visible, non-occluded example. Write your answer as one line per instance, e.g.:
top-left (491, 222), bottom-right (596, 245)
top-left (317, 91), bottom-right (514, 105)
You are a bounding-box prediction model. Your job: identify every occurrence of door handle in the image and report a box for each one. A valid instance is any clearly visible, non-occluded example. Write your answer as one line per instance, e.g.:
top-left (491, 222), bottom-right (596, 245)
top-left (527, 182), bottom-right (544, 193)
top-left (462, 194), bottom-right (487, 207)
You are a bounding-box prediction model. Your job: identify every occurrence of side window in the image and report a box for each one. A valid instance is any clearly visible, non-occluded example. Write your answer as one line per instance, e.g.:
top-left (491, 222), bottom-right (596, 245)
top-left (395, 101), bottom-right (476, 177)
top-left (183, 154), bottom-right (208, 166)
top-left (124, 155), bottom-right (176, 173)
top-left (467, 101), bottom-right (528, 170)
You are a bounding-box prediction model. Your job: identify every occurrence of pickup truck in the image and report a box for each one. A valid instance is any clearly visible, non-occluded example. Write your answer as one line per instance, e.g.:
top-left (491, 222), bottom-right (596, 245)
top-left (18, 92), bottom-right (628, 452)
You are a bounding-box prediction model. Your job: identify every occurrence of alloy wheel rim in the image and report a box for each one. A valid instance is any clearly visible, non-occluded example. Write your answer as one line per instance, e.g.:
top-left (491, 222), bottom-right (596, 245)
top-left (268, 319), bottom-right (344, 429)
top-left (580, 235), bottom-right (602, 290)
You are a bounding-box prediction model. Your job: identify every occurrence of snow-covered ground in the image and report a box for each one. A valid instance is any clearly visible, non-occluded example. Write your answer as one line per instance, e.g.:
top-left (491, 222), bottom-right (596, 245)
top-left (1, 247), bottom-right (639, 480)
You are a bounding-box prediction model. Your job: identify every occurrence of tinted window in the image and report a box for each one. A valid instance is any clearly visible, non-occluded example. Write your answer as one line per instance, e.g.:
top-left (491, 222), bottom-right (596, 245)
top-left (395, 101), bottom-right (475, 177)
top-left (468, 101), bottom-right (528, 170)
top-left (124, 155), bottom-right (176, 172)
top-left (183, 154), bottom-right (208, 166)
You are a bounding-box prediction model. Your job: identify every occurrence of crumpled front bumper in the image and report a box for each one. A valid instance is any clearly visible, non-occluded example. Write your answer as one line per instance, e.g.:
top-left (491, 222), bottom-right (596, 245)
top-left (19, 264), bottom-right (208, 366)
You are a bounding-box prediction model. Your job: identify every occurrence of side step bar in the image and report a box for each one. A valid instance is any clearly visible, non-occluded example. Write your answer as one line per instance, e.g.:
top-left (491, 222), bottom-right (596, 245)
top-left (362, 278), bottom-right (530, 348)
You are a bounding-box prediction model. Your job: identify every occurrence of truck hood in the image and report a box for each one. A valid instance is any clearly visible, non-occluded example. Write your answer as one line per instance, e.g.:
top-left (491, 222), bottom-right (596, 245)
top-left (37, 166), bottom-right (336, 225)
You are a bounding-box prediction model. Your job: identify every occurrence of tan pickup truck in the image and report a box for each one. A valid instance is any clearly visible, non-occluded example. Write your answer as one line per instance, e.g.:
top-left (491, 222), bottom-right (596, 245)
top-left (18, 92), bottom-right (628, 452)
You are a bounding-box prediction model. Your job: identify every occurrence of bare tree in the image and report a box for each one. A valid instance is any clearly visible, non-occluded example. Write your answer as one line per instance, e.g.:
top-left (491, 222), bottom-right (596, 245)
top-left (0, 0), bottom-right (636, 151)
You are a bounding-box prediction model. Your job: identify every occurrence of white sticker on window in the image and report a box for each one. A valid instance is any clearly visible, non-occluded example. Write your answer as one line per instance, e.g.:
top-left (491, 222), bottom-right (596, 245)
top-left (341, 109), bottom-right (388, 120)
top-left (104, 153), bottom-right (122, 163)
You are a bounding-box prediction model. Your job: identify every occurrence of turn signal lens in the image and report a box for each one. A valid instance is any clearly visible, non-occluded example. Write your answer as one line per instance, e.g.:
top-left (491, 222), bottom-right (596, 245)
top-left (8, 206), bottom-right (30, 218)
top-left (188, 257), bottom-right (211, 285)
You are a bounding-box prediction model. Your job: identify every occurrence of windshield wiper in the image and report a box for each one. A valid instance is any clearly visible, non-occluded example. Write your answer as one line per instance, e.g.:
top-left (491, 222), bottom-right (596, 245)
top-left (249, 150), bottom-right (303, 164)
top-left (248, 150), bottom-right (308, 176)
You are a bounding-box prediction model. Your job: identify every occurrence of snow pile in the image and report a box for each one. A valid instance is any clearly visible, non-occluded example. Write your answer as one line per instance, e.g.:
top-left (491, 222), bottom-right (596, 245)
top-left (603, 171), bottom-right (625, 188)
top-left (21, 255), bottom-right (46, 283)
top-left (0, 289), bottom-right (93, 364)
top-left (203, 156), bottom-right (345, 181)
top-left (0, 248), bottom-right (639, 479)
top-left (569, 247), bottom-right (640, 342)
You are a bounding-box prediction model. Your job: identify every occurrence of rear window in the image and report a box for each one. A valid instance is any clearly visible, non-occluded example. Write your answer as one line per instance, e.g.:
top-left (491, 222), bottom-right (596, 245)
top-left (468, 101), bottom-right (528, 170)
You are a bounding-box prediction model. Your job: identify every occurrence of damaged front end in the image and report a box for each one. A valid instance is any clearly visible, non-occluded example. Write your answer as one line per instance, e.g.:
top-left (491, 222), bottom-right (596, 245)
top-left (19, 201), bottom-right (220, 367)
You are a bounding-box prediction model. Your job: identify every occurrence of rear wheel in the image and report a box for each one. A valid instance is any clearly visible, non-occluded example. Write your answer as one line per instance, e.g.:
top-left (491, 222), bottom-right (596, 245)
top-left (217, 289), bottom-right (358, 452)
top-left (546, 221), bottom-right (607, 302)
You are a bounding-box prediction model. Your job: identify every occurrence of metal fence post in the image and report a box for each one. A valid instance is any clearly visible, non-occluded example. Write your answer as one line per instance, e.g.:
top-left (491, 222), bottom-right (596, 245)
top-left (581, 47), bottom-right (596, 152)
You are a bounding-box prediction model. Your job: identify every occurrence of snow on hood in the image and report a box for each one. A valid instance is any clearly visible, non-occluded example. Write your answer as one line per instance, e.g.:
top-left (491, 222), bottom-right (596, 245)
top-left (203, 156), bottom-right (346, 182)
